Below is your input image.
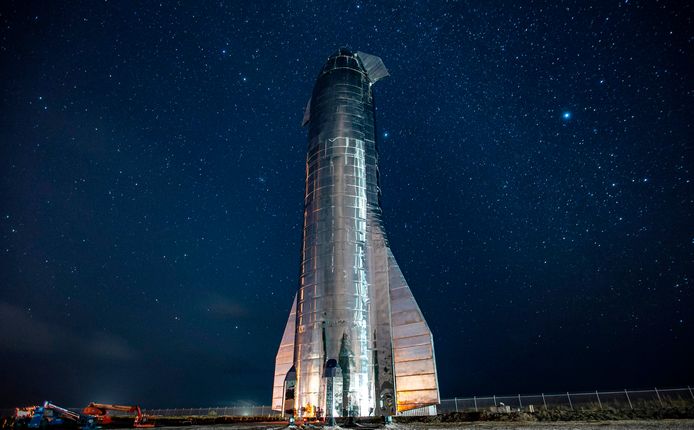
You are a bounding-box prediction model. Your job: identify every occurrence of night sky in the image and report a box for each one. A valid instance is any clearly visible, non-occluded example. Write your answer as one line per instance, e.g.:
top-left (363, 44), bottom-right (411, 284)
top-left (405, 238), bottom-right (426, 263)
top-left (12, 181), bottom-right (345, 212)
top-left (1, 0), bottom-right (692, 409)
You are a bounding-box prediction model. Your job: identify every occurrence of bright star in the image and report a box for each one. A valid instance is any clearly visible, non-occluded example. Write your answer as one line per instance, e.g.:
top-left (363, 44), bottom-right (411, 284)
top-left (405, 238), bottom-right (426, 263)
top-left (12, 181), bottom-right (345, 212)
top-left (562, 111), bottom-right (571, 120)
top-left (383, 131), bottom-right (389, 138)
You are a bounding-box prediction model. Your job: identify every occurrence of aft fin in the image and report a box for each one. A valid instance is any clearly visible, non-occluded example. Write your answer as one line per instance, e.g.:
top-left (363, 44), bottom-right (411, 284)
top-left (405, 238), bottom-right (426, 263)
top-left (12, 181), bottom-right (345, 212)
top-left (302, 97), bottom-right (311, 127)
top-left (388, 248), bottom-right (440, 412)
top-left (272, 294), bottom-right (297, 411)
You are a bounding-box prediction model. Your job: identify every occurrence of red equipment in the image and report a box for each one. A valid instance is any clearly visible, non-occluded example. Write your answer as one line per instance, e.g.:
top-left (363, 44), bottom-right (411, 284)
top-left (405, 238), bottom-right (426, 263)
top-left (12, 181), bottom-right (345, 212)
top-left (81, 403), bottom-right (155, 428)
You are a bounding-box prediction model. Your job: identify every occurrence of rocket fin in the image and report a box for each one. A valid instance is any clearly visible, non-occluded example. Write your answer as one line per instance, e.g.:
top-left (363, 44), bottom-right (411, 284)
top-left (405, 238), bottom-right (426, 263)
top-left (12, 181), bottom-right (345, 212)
top-left (367, 224), bottom-right (396, 416)
top-left (387, 248), bottom-right (440, 412)
top-left (272, 294), bottom-right (297, 411)
top-left (301, 97), bottom-right (311, 127)
top-left (356, 52), bottom-right (389, 83)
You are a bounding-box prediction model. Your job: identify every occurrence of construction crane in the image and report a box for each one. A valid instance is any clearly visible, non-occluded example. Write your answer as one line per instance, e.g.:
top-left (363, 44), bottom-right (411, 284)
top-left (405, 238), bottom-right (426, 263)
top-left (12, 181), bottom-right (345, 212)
top-left (81, 403), bottom-right (154, 428)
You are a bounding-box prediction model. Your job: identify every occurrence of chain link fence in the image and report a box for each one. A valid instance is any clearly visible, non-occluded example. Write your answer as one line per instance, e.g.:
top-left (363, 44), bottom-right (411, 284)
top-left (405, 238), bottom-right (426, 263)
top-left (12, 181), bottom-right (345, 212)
top-left (138, 387), bottom-right (694, 417)
top-left (438, 387), bottom-right (694, 413)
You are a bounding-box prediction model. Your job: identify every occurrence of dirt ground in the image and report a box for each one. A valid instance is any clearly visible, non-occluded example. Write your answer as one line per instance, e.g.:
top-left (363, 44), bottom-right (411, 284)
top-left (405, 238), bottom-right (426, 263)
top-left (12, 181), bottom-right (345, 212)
top-left (387, 421), bottom-right (694, 429)
top-left (151, 421), bottom-right (694, 430)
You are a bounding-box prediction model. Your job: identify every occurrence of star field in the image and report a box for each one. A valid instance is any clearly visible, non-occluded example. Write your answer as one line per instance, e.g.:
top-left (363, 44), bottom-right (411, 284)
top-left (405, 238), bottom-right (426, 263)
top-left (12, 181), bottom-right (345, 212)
top-left (0, 0), bottom-right (692, 408)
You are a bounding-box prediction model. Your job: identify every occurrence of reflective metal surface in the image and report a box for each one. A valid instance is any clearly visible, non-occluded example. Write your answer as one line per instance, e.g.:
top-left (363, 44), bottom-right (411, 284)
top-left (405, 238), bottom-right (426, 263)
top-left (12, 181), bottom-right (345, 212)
top-left (273, 49), bottom-right (439, 417)
top-left (272, 294), bottom-right (296, 413)
top-left (387, 249), bottom-right (440, 412)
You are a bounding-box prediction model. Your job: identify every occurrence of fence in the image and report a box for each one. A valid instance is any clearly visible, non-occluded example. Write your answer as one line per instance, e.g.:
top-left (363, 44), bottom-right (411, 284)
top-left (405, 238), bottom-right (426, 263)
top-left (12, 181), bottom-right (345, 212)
top-left (438, 387), bottom-right (694, 413)
top-left (139, 387), bottom-right (694, 417)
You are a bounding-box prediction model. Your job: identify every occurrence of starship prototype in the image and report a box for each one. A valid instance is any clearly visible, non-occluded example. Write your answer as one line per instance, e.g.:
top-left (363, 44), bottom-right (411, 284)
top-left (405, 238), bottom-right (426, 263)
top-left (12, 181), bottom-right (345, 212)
top-left (273, 49), bottom-right (439, 420)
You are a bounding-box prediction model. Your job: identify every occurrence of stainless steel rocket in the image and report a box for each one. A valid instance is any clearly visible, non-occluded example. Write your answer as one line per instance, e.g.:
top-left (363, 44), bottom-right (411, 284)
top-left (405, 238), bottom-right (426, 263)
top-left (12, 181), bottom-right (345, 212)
top-left (272, 49), bottom-right (439, 419)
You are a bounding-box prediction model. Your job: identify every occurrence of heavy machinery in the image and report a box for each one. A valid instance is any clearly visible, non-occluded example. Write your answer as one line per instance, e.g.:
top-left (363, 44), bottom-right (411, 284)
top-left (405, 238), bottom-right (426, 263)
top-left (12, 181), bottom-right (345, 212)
top-left (27, 402), bottom-right (96, 429)
top-left (81, 404), bottom-right (154, 428)
top-left (9, 406), bottom-right (39, 428)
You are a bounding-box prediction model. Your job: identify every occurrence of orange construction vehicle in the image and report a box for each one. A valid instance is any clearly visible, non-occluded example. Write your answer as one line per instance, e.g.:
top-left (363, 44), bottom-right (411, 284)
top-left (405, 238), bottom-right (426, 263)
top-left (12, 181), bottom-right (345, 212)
top-left (81, 403), bottom-right (154, 428)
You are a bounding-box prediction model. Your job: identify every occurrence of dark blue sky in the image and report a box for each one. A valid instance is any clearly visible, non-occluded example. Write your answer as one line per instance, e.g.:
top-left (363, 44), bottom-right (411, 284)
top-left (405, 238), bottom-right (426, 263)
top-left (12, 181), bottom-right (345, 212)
top-left (1, 0), bottom-right (692, 408)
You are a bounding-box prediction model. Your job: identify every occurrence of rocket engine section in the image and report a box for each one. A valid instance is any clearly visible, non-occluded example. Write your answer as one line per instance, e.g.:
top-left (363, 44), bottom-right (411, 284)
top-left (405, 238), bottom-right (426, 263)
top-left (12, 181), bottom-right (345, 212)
top-left (272, 49), bottom-right (439, 419)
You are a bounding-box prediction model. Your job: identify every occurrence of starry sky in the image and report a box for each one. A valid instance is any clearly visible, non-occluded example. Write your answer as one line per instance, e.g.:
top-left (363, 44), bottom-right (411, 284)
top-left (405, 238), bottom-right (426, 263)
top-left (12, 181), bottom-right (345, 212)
top-left (1, 0), bottom-right (692, 409)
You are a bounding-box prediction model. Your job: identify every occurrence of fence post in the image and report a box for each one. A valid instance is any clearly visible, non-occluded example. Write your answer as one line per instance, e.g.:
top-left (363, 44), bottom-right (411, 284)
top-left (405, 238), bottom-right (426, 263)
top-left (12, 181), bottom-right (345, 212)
top-left (518, 394), bottom-right (523, 409)
top-left (655, 387), bottom-right (663, 407)
top-left (454, 397), bottom-right (458, 412)
top-left (474, 396), bottom-right (478, 412)
top-left (542, 393), bottom-right (547, 410)
top-left (567, 392), bottom-right (573, 410)
top-left (596, 390), bottom-right (602, 410)
top-left (493, 395), bottom-right (497, 407)
top-left (625, 389), bottom-right (633, 410)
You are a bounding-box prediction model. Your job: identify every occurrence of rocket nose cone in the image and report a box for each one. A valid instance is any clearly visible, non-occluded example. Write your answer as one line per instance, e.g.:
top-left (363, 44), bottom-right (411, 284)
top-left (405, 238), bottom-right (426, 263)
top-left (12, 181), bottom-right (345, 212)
top-left (319, 49), bottom-right (389, 84)
top-left (329, 47), bottom-right (356, 58)
top-left (320, 48), bottom-right (364, 76)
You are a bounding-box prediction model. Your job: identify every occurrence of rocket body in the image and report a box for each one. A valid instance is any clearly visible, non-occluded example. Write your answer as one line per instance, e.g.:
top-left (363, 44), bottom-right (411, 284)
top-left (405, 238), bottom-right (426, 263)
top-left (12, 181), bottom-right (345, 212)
top-left (272, 49), bottom-right (439, 418)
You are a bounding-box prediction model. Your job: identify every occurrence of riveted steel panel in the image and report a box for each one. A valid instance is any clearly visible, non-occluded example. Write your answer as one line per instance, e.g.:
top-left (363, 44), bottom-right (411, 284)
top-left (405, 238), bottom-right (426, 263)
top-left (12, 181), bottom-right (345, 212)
top-left (392, 321), bottom-right (429, 339)
top-left (395, 374), bottom-right (439, 392)
top-left (393, 334), bottom-right (432, 349)
top-left (394, 358), bottom-right (436, 376)
top-left (396, 389), bottom-right (440, 407)
top-left (393, 344), bottom-right (433, 362)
